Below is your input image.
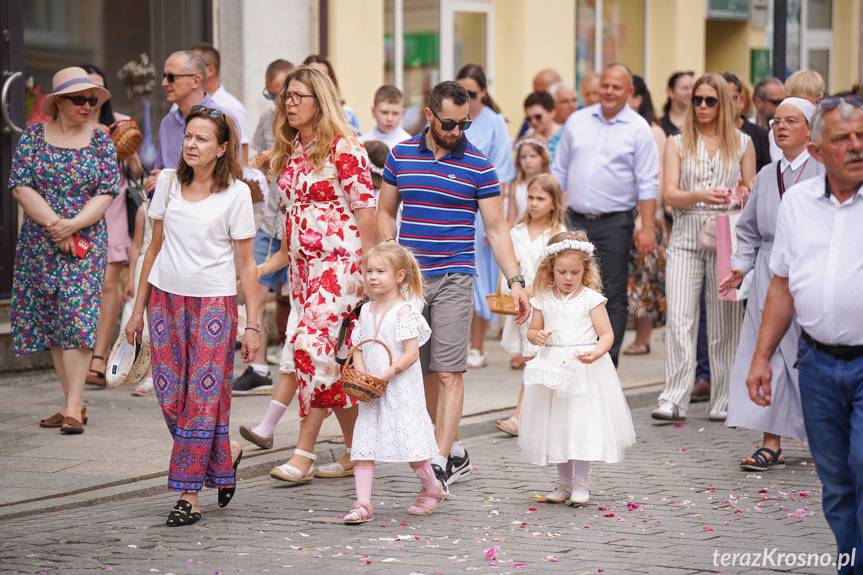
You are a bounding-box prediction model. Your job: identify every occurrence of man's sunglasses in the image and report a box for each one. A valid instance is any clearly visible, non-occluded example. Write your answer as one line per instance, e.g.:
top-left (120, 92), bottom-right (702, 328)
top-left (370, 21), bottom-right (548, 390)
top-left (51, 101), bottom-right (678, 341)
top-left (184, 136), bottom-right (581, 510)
top-left (65, 95), bottom-right (99, 107)
top-left (691, 96), bottom-right (718, 108)
top-left (162, 73), bottom-right (196, 83)
top-left (820, 95), bottom-right (863, 110)
top-left (190, 105), bottom-right (225, 120)
top-left (431, 109), bottom-right (472, 132)
top-left (766, 98), bottom-right (785, 107)
top-left (262, 87), bottom-right (276, 101)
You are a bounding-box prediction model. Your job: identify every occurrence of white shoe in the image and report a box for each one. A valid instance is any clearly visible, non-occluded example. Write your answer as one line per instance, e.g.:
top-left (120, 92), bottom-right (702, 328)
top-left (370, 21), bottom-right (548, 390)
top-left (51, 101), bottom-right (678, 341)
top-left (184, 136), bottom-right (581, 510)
top-left (566, 481), bottom-right (590, 506)
top-left (266, 347), bottom-right (281, 365)
top-left (466, 348), bottom-right (487, 368)
top-left (651, 400), bottom-right (686, 421)
top-left (708, 409), bottom-right (727, 421)
top-left (269, 449), bottom-right (316, 483)
top-left (544, 482), bottom-right (572, 504)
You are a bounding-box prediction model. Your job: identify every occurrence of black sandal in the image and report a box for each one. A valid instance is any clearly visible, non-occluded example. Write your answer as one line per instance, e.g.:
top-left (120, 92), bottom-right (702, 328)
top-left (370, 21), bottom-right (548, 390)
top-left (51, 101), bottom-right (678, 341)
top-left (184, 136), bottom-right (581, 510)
top-left (218, 449), bottom-right (243, 508)
top-left (740, 447), bottom-right (786, 471)
top-left (86, 355), bottom-right (107, 386)
top-left (166, 499), bottom-right (201, 527)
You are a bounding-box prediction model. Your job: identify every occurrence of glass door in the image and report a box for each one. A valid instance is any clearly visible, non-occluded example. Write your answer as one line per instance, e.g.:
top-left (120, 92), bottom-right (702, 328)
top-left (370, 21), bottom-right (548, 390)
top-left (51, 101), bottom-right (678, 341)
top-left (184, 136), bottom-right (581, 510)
top-left (440, 0), bottom-right (494, 87)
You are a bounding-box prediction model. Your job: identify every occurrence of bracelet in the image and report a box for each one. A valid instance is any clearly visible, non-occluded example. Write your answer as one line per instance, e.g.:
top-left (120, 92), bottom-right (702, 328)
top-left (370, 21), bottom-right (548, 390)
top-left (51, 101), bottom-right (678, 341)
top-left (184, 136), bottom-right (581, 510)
top-left (244, 326), bottom-right (260, 333)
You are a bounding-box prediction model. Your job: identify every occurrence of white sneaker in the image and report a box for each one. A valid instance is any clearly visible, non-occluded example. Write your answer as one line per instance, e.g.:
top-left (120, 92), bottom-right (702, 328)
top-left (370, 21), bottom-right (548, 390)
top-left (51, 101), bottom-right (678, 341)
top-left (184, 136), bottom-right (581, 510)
top-left (466, 348), bottom-right (488, 368)
top-left (708, 409), bottom-right (727, 421)
top-left (651, 400), bottom-right (686, 421)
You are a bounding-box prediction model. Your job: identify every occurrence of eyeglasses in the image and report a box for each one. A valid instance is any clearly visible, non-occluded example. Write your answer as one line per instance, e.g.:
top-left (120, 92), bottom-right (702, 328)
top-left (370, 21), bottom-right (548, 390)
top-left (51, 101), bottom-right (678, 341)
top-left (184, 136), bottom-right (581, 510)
top-left (262, 87), bottom-right (276, 101)
top-left (691, 96), bottom-right (718, 108)
top-left (190, 105), bottom-right (225, 120)
top-left (162, 73), bottom-right (196, 83)
top-left (820, 95), bottom-right (863, 110)
top-left (526, 113), bottom-right (544, 123)
top-left (466, 90), bottom-right (478, 99)
top-left (767, 98), bottom-right (785, 107)
top-left (281, 91), bottom-right (317, 106)
top-left (769, 117), bottom-right (804, 129)
top-left (65, 95), bottom-right (99, 107)
top-left (430, 108), bottom-right (472, 132)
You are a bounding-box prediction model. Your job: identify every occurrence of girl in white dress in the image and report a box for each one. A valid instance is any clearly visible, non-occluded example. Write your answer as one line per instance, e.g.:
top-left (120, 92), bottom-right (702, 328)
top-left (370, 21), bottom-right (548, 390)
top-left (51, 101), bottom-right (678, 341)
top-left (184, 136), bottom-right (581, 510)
top-left (506, 136), bottom-right (550, 227)
top-left (343, 242), bottom-right (446, 524)
top-left (520, 231), bottom-right (637, 506)
top-left (496, 174), bottom-right (567, 436)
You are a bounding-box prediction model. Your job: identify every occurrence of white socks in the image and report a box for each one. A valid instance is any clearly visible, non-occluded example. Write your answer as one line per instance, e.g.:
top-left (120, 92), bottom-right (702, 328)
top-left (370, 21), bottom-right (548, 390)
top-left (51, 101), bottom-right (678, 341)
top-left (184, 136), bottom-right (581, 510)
top-left (431, 454), bottom-right (447, 469)
top-left (449, 440), bottom-right (465, 458)
top-left (251, 400), bottom-right (288, 438)
top-left (251, 363), bottom-right (269, 377)
top-left (572, 459), bottom-right (590, 498)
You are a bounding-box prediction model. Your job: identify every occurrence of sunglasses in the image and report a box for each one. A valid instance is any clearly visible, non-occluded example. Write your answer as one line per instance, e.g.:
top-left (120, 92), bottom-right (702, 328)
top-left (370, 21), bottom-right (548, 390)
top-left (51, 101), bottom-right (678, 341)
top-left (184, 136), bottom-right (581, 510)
top-left (691, 95), bottom-right (718, 108)
top-left (767, 98), bottom-right (785, 107)
top-left (190, 105), bottom-right (225, 120)
top-left (466, 90), bottom-right (478, 99)
top-left (431, 108), bottom-right (472, 132)
top-left (820, 95), bottom-right (863, 110)
top-left (162, 73), bottom-right (196, 83)
top-left (65, 95), bottom-right (99, 107)
top-left (281, 91), bottom-right (317, 106)
top-left (262, 87), bottom-right (276, 101)
top-left (526, 113), bottom-right (544, 123)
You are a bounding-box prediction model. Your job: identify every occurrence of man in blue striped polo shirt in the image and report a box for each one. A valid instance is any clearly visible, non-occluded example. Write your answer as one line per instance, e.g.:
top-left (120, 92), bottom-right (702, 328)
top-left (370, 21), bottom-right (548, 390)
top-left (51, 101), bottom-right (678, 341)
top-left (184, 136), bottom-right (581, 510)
top-left (377, 81), bottom-right (529, 488)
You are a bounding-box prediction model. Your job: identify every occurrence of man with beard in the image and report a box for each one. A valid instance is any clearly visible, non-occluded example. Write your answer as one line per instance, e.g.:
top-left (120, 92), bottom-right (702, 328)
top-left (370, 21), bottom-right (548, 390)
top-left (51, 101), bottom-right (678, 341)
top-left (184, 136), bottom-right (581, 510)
top-left (377, 81), bottom-right (529, 487)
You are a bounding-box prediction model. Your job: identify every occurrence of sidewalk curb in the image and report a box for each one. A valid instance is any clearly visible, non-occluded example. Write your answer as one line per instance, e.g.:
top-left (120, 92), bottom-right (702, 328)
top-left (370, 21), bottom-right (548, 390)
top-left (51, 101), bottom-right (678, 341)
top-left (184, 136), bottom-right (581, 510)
top-left (0, 382), bottom-right (663, 521)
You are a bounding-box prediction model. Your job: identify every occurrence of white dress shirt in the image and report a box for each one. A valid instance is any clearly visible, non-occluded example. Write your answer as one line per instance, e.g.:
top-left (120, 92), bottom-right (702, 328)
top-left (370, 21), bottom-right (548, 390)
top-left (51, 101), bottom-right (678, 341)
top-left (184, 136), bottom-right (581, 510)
top-left (771, 174), bottom-right (863, 345)
top-left (552, 103), bottom-right (658, 215)
top-left (211, 86), bottom-right (250, 145)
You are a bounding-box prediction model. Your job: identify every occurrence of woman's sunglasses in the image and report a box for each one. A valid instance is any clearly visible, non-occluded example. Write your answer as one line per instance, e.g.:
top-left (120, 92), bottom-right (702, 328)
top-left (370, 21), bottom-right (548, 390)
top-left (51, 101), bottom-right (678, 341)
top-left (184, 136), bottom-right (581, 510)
top-left (65, 95), bottom-right (99, 107)
top-left (691, 96), bottom-right (718, 108)
top-left (820, 95), bottom-right (863, 110)
top-left (190, 105), bottom-right (225, 120)
top-left (466, 90), bottom-right (478, 99)
top-left (431, 109), bottom-right (472, 132)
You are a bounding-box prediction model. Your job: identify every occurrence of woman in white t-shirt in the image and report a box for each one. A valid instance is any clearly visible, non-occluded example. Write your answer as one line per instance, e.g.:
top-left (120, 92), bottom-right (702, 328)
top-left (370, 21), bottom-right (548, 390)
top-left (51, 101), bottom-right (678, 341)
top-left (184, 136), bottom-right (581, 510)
top-left (126, 106), bottom-right (258, 527)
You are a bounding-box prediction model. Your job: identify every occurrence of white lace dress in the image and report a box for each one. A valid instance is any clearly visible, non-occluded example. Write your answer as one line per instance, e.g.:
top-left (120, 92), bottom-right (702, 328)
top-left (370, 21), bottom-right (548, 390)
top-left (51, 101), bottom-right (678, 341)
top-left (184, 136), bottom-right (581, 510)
top-left (519, 287), bottom-right (636, 465)
top-left (350, 301), bottom-right (439, 462)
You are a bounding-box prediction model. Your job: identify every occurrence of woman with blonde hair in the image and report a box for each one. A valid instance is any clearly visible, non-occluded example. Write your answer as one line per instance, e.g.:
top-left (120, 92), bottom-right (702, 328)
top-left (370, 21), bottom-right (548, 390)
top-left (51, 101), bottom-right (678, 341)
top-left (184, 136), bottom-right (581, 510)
top-left (767, 70), bottom-right (825, 161)
top-left (652, 73), bottom-right (756, 424)
top-left (256, 65), bottom-right (376, 483)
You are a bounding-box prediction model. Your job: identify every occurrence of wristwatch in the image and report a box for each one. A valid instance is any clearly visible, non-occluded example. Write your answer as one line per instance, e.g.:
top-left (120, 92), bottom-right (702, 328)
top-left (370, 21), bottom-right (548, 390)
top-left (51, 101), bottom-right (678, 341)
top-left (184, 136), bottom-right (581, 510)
top-left (507, 275), bottom-right (525, 289)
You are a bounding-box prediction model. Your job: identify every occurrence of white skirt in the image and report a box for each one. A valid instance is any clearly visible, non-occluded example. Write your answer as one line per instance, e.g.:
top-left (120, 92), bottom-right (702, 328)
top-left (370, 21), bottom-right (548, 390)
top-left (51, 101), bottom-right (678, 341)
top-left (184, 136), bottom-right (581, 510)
top-left (518, 349), bottom-right (636, 465)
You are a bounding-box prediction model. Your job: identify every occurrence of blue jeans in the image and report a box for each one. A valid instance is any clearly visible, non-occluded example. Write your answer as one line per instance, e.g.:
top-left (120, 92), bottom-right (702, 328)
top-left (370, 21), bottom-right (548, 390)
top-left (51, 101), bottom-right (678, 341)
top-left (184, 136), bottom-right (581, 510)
top-left (798, 338), bottom-right (863, 574)
top-left (253, 229), bottom-right (287, 292)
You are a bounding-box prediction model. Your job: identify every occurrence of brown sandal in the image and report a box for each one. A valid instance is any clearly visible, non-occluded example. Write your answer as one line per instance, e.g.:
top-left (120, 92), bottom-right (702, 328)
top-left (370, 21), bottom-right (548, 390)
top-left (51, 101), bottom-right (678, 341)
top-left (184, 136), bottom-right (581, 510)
top-left (86, 355), bottom-right (107, 386)
top-left (59, 416), bottom-right (84, 434)
top-left (40, 407), bottom-right (87, 428)
top-left (623, 342), bottom-right (650, 355)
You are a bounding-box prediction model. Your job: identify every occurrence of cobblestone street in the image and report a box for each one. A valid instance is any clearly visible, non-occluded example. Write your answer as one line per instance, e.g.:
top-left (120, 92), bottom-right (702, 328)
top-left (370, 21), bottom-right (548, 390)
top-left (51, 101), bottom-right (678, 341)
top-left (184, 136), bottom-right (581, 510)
top-left (0, 403), bottom-right (835, 575)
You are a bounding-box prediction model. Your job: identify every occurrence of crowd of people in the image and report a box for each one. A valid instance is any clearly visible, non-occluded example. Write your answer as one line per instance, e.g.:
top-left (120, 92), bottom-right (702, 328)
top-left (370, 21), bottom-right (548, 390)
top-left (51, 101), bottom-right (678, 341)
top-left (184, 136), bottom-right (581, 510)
top-left (8, 46), bottom-right (863, 571)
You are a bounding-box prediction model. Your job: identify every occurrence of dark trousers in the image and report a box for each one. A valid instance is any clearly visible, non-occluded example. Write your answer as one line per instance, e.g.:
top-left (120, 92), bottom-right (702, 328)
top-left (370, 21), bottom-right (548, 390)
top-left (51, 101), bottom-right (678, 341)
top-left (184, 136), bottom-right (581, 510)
top-left (696, 285), bottom-right (711, 382)
top-left (566, 209), bottom-right (635, 367)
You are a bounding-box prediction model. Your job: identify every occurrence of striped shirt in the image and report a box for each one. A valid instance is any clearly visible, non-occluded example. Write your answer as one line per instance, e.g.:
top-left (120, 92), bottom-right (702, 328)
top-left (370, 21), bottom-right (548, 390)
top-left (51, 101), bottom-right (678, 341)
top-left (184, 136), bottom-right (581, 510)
top-left (383, 127), bottom-right (500, 275)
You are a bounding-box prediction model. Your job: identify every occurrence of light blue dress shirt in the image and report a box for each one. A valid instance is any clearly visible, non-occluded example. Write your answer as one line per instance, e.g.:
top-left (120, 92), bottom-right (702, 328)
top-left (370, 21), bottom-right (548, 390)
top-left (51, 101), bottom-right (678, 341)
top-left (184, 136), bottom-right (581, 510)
top-left (551, 103), bottom-right (658, 215)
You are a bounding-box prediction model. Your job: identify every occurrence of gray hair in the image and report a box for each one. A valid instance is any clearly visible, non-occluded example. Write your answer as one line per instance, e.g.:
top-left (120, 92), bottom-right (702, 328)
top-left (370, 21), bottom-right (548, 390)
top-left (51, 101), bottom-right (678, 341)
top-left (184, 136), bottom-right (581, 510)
top-left (753, 76), bottom-right (783, 100)
top-left (171, 50), bottom-right (208, 84)
top-left (810, 99), bottom-right (859, 143)
top-left (547, 82), bottom-right (573, 102)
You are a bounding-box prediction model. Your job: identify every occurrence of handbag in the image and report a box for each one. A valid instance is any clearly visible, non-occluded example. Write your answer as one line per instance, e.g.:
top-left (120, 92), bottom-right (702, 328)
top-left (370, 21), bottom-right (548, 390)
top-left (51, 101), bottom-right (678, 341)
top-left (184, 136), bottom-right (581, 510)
top-left (125, 168), bottom-right (147, 238)
top-left (698, 206), bottom-right (717, 253)
top-left (109, 119), bottom-right (142, 161)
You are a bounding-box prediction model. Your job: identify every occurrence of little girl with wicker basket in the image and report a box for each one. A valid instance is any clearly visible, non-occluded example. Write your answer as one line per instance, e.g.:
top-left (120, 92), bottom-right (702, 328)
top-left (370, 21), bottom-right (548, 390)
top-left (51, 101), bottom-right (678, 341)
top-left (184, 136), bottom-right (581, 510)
top-left (341, 241), bottom-right (447, 524)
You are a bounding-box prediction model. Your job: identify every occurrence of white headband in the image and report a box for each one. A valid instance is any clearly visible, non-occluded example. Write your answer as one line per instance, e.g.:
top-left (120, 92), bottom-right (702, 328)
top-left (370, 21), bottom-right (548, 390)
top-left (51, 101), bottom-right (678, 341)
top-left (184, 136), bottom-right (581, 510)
top-left (777, 97), bottom-right (816, 124)
top-left (543, 239), bottom-right (595, 257)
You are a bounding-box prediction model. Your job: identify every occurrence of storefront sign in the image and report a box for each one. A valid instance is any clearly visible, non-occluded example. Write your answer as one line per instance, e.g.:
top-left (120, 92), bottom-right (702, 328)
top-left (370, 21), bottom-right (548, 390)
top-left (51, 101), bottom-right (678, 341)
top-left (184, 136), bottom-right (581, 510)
top-left (707, 0), bottom-right (751, 21)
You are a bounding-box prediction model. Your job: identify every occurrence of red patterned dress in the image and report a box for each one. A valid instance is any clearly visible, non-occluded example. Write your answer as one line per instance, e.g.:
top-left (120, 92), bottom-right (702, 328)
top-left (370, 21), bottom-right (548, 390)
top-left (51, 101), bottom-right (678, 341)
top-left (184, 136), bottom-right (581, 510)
top-left (278, 135), bottom-right (375, 419)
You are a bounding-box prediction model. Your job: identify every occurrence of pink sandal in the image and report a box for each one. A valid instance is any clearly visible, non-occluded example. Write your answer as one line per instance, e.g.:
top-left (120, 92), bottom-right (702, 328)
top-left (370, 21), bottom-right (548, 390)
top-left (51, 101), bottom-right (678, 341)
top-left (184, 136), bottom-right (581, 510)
top-left (343, 501), bottom-right (374, 524)
top-left (408, 481), bottom-right (449, 515)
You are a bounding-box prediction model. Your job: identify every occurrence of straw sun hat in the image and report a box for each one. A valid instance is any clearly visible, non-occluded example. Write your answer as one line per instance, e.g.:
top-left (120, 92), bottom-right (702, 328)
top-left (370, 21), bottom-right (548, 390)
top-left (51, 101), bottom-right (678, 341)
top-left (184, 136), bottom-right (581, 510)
top-left (41, 66), bottom-right (111, 117)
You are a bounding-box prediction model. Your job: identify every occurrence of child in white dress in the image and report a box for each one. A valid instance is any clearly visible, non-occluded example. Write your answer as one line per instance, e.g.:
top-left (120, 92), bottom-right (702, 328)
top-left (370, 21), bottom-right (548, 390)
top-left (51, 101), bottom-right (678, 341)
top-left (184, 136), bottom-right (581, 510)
top-left (496, 174), bottom-right (567, 436)
top-left (343, 242), bottom-right (446, 524)
top-left (520, 231), bottom-right (636, 506)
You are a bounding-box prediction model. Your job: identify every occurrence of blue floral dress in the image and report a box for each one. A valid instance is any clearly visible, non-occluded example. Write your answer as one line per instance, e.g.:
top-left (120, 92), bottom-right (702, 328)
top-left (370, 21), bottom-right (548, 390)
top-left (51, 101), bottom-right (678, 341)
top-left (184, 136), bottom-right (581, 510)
top-left (8, 124), bottom-right (120, 355)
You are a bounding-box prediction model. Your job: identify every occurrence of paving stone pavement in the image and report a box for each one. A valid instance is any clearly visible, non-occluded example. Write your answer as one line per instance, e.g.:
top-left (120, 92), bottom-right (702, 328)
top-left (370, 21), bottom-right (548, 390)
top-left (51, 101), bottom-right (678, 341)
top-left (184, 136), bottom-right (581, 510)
top-left (0, 403), bottom-right (837, 575)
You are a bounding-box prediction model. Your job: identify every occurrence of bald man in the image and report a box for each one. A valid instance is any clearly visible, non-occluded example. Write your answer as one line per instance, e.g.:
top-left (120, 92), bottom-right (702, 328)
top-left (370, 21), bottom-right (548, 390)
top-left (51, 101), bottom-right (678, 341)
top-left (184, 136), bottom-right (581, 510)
top-left (534, 68), bottom-right (562, 92)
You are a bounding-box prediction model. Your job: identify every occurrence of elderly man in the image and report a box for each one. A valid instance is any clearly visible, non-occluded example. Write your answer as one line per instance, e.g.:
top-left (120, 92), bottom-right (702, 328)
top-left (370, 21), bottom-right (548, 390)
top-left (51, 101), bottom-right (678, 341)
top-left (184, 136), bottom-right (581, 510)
top-left (548, 82), bottom-right (579, 125)
top-left (192, 43), bottom-right (250, 162)
top-left (747, 96), bottom-right (863, 574)
top-left (552, 63), bottom-right (658, 366)
top-left (533, 68), bottom-right (562, 92)
top-left (145, 51), bottom-right (240, 192)
top-left (579, 71), bottom-right (601, 107)
top-left (378, 81), bottom-right (529, 487)
top-left (750, 77), bottom-right (785, 129)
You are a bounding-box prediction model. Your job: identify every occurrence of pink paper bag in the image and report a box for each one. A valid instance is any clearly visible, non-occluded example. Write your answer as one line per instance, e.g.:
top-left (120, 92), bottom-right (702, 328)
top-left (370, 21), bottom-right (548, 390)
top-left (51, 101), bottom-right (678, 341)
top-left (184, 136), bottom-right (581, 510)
top-left (717, 212), bottom-right (751, 301)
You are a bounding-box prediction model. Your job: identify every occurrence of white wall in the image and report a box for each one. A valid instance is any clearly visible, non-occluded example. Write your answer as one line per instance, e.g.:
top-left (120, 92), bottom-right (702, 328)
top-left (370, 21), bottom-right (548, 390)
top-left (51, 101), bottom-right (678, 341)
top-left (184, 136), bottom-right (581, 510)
top-left (217, 0), bottom-right (313, 150)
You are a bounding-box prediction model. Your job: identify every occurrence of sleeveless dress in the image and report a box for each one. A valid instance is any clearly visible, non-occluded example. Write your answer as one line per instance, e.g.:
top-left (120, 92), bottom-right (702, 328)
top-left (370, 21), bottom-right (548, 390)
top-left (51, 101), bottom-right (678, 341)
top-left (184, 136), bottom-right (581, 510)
top-left (518, 287), bottom-right (636, 465)
top-left (350, 301), bottom-right (438, 462)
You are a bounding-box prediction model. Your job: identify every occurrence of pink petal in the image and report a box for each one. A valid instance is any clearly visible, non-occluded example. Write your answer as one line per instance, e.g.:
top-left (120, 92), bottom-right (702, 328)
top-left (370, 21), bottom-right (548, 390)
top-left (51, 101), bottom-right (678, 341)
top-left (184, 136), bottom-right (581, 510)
top-left (703, 526), bottom-right (715, 531)
top-left (674, 424), bottom-right (683, 428)
top-left (485, 545), bottom-right (500, 560)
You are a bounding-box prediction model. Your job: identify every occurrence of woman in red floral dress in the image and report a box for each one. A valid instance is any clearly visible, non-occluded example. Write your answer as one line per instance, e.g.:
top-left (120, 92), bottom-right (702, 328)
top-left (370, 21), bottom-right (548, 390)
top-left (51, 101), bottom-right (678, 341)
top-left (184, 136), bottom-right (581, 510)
top-left (258, 66), bottom-right (376, 482)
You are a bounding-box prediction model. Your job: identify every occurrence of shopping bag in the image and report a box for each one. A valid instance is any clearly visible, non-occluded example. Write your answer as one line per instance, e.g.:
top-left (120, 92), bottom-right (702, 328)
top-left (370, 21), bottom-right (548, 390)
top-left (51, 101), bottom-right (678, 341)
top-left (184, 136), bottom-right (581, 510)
top-left (717, 212), bottom-right (752, 301)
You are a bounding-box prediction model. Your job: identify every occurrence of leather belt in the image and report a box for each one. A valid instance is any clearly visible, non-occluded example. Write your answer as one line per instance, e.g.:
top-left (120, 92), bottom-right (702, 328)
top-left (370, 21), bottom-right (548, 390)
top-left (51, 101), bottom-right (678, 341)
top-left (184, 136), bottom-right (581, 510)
top-left (801, 330), bottom-right (863, 361)
top-left (567, 208), bottom-right (628, 221)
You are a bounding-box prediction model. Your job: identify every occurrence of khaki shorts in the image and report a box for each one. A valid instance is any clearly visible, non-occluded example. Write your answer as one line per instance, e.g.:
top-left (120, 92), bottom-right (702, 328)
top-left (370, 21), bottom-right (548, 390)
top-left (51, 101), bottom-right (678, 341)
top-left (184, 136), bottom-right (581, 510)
top-left (420, 273), bottom-right (475, 376)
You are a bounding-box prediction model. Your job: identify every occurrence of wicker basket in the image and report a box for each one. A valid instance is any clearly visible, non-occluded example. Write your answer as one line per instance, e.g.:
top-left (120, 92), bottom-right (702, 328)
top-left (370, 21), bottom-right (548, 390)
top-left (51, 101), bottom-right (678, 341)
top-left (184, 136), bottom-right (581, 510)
top-left (109, 119), bottom-right (142, 161)
top-left (485, 275), bottom-right (518, 315)
top-left (341, 338), bottom-right (392, 402)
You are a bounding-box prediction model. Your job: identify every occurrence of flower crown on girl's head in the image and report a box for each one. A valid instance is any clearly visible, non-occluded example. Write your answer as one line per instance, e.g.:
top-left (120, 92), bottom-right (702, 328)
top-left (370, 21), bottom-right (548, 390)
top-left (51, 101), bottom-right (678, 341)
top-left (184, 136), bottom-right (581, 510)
top-left (543, 239), bottom-right (596, 257)
top-left (515, 137), bottom-right (549, 155)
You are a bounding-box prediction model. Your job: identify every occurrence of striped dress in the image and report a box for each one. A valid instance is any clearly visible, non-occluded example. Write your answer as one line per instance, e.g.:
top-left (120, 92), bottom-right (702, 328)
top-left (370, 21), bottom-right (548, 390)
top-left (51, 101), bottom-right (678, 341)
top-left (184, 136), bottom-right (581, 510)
top-left (660, 131), bottom-right (749, 414)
